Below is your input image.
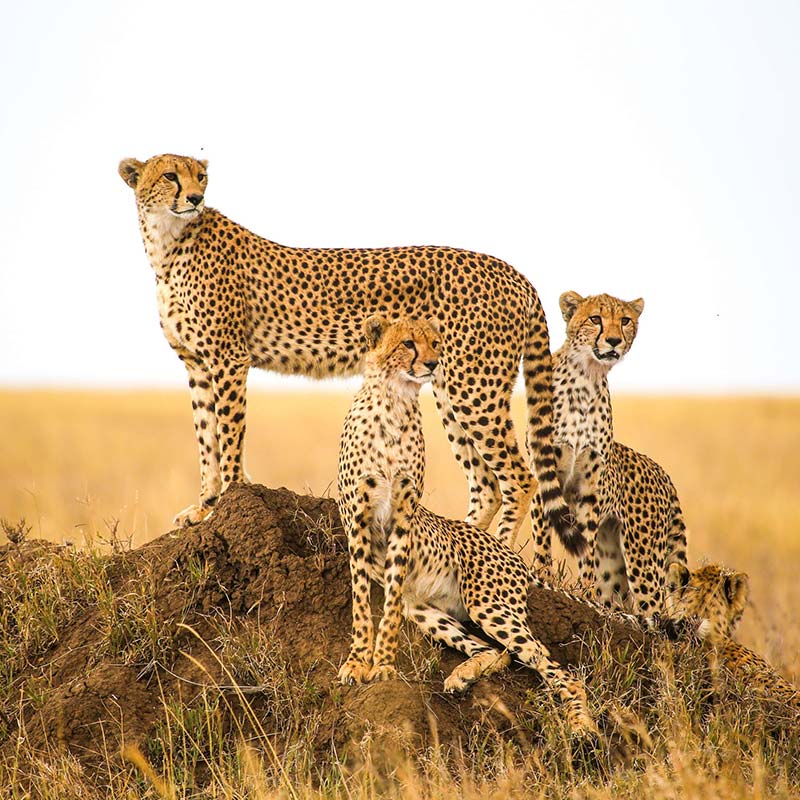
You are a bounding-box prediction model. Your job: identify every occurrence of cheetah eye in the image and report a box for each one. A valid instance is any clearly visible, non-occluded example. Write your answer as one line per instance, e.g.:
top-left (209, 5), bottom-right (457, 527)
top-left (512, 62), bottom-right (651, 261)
top-left (621, 317), bottom-right (631, 326)
top-left (403, 340), bottom-right (415, 349)
top-left (432, 340), bottom-right (441, 350)
top-left (589, 315), bottom-right (602, 325)
top-left (163, 172), bottom-right (178, 182)
top-left (198, 173), bottom-right (206, 182)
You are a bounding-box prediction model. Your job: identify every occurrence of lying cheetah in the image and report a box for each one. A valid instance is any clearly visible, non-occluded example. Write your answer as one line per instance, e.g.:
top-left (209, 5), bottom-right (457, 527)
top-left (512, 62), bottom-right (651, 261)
top-left (531, 292), bottom-right (688, 613)
top-left (118, 154), bottom-right (580, 552)
top-left (664, 563), bottom-right (799, 713)
top-left (336, 315), bottom-right (614, 734)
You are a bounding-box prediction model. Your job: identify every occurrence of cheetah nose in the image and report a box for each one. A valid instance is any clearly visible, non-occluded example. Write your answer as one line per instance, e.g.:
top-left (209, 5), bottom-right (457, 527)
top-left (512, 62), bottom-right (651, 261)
top-left (424, 360), bottom-right (438, 372)
top-left (187, 194), bottom-right (204, 207)
top-left (606, 337), bottom-right (622, 347)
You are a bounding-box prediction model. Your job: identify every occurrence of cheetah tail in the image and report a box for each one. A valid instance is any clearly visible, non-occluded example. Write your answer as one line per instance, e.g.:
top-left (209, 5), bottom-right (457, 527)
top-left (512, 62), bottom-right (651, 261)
top-left (523, 294), bottom-right (588, 558)
top-left (550, 505), bottom-right (589, 557)
top-left (665, 487), bottom-right (688, 569)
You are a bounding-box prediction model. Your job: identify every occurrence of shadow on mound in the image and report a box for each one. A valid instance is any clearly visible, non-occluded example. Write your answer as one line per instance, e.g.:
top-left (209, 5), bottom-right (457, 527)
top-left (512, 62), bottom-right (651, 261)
top-left (1, 484), bottom-right (659, 773)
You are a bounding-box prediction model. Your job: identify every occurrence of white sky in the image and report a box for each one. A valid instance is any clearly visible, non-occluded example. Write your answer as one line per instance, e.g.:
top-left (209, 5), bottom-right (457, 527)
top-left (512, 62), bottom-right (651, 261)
top-left (1, 1), bottom-right (798, 393)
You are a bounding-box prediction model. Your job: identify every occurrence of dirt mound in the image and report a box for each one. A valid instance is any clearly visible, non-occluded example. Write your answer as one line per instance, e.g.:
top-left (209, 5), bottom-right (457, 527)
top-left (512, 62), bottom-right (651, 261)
top-left (1, 484), bottom-right (655, 772)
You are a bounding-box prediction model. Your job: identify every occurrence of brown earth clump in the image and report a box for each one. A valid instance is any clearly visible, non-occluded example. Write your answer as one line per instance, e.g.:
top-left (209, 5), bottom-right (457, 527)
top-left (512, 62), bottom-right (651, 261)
top-left (0, 484), bottom-right (657, 773)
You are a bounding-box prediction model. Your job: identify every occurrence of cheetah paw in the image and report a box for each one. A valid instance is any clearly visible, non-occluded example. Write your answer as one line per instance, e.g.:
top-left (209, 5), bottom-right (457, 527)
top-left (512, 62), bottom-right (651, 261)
top-left (443, 669), bottom-right (472, 694)
top-left (571, 713), bottom-right (601, 738)
top-left (564, 703), bottom-right (601, 738)
top-left (444, 651), bottom-right (511, 693)
top-left (173, 503), bottom-right (213, 528)
top-left (338, 658), bottom-right (372, 685)
top-left (366, 663), bottom-right (399, 682)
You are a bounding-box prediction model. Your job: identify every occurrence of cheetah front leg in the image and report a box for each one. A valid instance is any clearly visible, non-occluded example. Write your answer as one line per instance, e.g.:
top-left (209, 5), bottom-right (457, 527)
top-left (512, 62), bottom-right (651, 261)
top-left (338, 477), bottom-right (379, 685)
top-left (211, 358), bottom-right (250, 494)
top-left (368, 474), bottom-right (419, 681)
top-left (173, 352), bottom-right (221, 528)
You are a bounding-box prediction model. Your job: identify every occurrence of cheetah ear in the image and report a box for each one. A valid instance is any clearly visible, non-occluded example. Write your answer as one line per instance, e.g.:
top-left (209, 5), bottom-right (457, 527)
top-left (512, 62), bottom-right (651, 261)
top-left (363, 315), bottom-right (389, 349)
top-left (559, 291), bottom-right (585, 323)
top-left (724, 571), bottom-right (749, 610)
top-left (667, 563), bottom-right (690, 592)
top-left (426, 316), bottom-right (441, 335)
top-left (199, 159), bottom-right (208, 169)
top-left (119, 158), bottom-right (144, 189)
top-left (627, 297), bottom-right (645, 317)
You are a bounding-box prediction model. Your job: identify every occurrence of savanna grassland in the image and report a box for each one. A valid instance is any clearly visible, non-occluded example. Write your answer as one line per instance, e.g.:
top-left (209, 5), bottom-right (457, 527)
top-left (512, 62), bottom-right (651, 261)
top-left (1, 389), bottom-right (799, 798)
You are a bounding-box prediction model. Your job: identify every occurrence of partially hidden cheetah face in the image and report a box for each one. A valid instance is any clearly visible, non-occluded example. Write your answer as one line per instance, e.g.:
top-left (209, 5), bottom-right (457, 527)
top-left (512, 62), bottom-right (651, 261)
top-left (664, 563), bottom-right (750, 642)
top-left (560, 291), bottom-right (644, 370)
top-left (118, 154), bottom-right (208, 219)
top-left (363, 315), bottom-right (441, 391)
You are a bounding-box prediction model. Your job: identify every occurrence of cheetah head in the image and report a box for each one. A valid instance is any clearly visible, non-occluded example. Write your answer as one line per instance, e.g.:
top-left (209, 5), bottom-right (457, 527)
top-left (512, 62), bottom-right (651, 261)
top-left (559, 292), bottom-right (644, 373)
top-left (119, 154), bottom-right (208, 220)
top-left (663, 563), bottom-right (750, 642)
top-left (362, 315), bottom-right (441, 392)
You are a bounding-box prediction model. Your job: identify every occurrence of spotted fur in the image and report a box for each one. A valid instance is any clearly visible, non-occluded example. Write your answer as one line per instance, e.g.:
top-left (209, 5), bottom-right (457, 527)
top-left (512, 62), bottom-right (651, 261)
top-left (119, 154), bottom-right (580, 551)
top-left (336, 316), bottom-right (617, 735)
top-left (531, 292), bottom-right (688, 613)
top-left (665, 563), bottom-right (799, 713)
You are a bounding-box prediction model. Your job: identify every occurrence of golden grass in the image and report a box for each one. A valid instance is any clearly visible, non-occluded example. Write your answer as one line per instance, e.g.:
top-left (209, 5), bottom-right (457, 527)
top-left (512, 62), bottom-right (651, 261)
top-left (1, 389), bottom-right (799, 675)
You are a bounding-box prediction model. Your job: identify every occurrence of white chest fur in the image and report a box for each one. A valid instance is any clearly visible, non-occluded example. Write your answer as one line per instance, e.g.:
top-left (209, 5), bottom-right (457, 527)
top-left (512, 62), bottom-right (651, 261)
top-left (553, 351), bottom-right (613, 462)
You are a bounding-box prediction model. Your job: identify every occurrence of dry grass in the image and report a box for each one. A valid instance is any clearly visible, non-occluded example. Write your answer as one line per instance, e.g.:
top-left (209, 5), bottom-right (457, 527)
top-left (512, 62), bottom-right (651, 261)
top-left (0, 388), bottom-right (799, 797)
top-left (0, 552), bottom-right (798, 800)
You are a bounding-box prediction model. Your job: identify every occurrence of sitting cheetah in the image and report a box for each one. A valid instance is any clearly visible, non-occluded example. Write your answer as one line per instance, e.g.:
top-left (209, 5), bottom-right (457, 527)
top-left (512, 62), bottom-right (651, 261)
top-left (664, 563), bottom-right (799, 713)
top-left (118, 154), bottom-right (580, 552)
top-left (336, 314), bottom-right (621, 735)
top-left (531, 292), bottom-right (688, 613)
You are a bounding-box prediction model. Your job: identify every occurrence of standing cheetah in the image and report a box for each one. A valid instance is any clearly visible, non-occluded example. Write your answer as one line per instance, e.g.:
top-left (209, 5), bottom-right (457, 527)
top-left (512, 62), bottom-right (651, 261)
top-left (531, 292), bottom-right (688, 613)
top-left (337, 314), bottom-right (610, 735)
top-left (118, 154), bottom-right (581, 553)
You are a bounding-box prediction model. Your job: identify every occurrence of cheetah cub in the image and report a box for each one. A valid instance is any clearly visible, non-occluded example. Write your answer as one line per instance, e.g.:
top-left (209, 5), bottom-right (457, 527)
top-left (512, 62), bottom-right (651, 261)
top-left (531, 292), bottom-right (688, 613)
top-left (664, 563), bottom-right (800, 712)
top-left (337, 315), bottom-right (599, 735)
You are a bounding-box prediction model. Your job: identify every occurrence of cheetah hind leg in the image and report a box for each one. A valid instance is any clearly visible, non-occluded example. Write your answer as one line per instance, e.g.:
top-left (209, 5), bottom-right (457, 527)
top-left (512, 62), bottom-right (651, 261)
top-left (474, 604), bottom-right (599, 736)
top-left (529, 492), bottom-right (554, 579)
top-left (445, 649), bottom-right (512, 692)
top-left (594, 516), bottom-right (632, 610)
top-left (406, 603), bottom-right (511, 692)
top-left (432, 380), bottom-right (501, 530)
